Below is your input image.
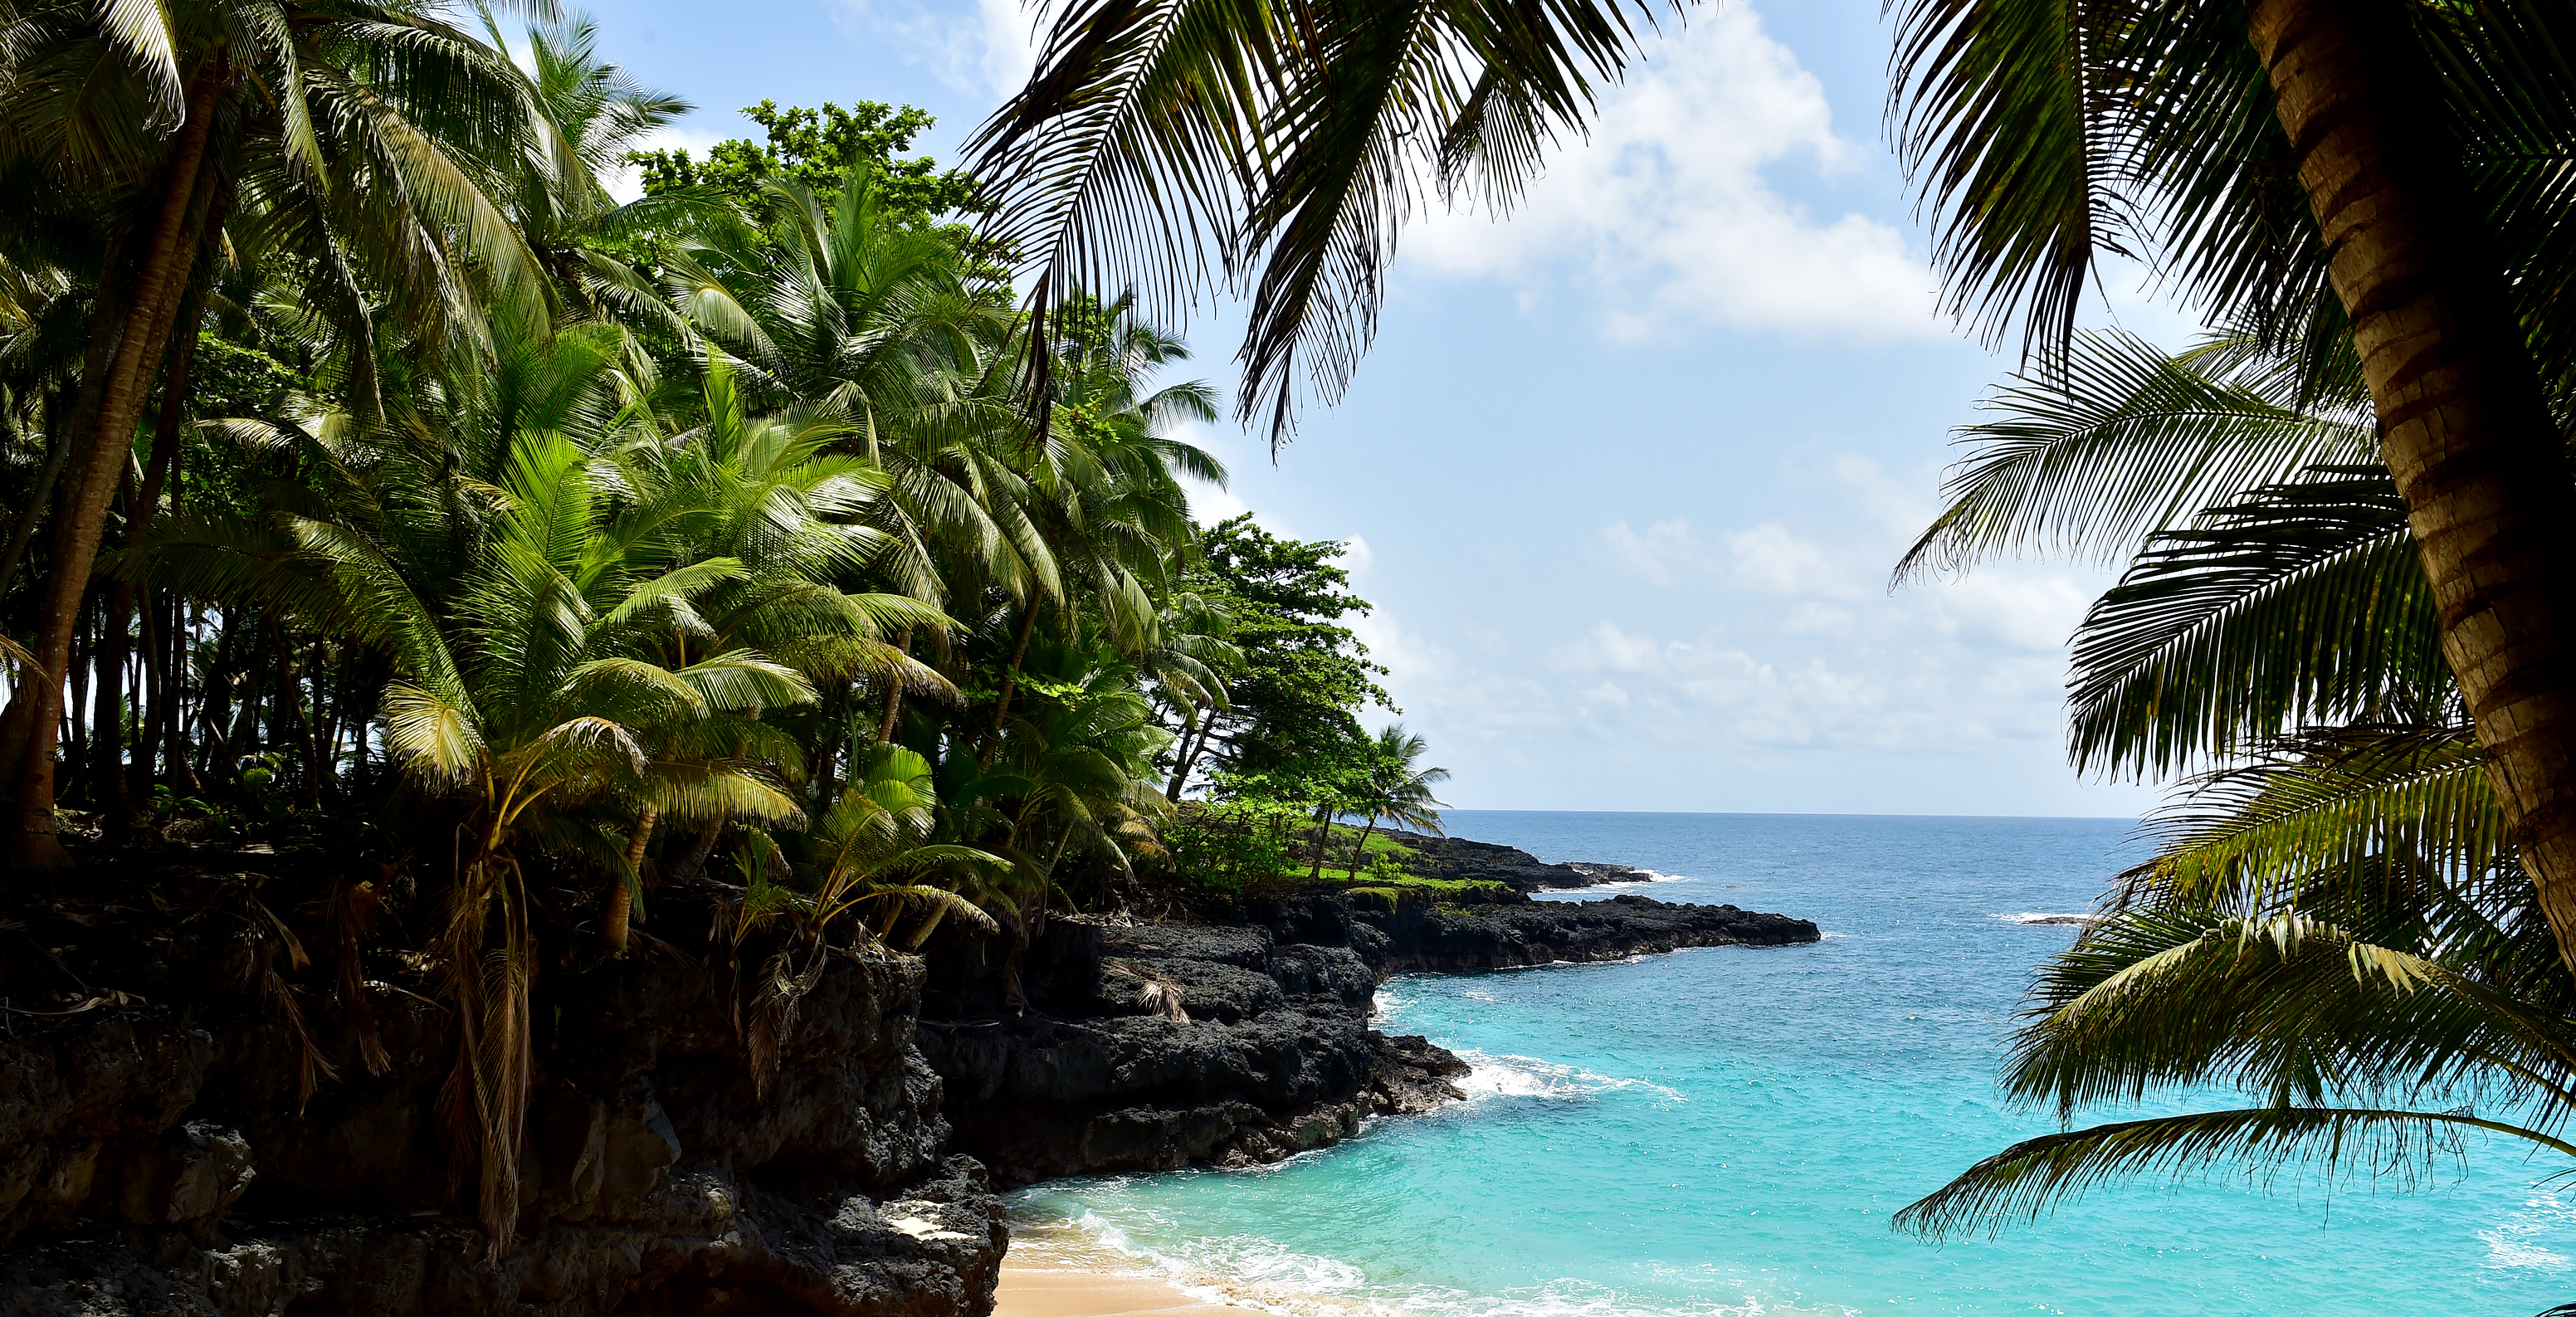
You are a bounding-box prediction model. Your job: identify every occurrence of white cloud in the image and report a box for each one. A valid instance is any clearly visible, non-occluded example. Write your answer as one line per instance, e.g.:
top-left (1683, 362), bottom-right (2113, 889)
top-left (839, 0), bottom-right (1038, 97)
top-left (1725, 521), bottom-right (1856, 598)
top-left (1600, 517), bottom-right (1710, 587)
top-left (1404, 2), bottom-right (1940, 341)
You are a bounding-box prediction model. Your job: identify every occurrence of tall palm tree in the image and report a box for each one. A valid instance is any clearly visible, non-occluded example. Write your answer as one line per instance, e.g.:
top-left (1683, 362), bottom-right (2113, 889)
top-left (0, 0), bottom-right (555, 869)
top-left (1886, 0), bottom-right (2576, 968)
top-left (1893, 327), bottom-right (2569, 1239)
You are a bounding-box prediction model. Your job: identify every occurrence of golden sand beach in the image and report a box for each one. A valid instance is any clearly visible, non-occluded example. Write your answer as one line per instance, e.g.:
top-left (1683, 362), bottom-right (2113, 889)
top-left (994, 1266), bottom-right (1263, 1317)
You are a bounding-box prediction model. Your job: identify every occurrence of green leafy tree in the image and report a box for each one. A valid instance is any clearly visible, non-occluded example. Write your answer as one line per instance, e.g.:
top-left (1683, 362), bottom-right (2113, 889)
top-left (1162, 514), bottom-right (1389, 800)
top-left (628, 100), bottom-right (976, 226)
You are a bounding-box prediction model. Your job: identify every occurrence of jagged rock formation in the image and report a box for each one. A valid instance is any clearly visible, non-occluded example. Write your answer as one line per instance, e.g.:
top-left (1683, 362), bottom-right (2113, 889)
top-left (0, 867), bottom-right (1004, 1317)
top-left (0, 850), bottom-right (1817, 1315)
top-left (916, 888), bottom-right (1818, 1186)
top-left (1362, 831), bottom-right (1652, 895)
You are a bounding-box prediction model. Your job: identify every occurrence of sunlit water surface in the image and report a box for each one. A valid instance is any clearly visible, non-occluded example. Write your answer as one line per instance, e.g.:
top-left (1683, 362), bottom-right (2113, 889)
top-left (1009, 812), bottom-right (2576, 1315)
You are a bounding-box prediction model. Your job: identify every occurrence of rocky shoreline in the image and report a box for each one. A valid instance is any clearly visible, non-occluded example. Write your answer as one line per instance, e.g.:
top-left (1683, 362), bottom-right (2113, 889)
top-left (0, 838), bottom-right (1817, 1315)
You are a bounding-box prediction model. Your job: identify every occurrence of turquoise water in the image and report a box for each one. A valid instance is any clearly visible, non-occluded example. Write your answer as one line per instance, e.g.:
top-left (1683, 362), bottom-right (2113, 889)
top-left (1011, 812), bottom-right (2576, 1315)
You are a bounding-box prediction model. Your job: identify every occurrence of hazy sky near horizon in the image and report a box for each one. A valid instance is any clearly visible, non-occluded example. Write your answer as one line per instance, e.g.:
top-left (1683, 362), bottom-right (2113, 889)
top-left (575, 0), bottom-right (2205, 818)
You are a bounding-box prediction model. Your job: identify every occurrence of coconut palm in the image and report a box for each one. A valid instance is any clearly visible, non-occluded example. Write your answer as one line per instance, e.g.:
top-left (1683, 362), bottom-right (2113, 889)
top-left (1895, 724), bottom-right (2576, 1242)
top-left (1886, 0), bottom-right (2576, 968)
top-left (1346, 722), bottom-right (1447, 872)
top-left (988, 292), bottom-right (1224, 739)
top-left (1892, 324), bottom-right (2568, 1237)
top-left (149, 315), bottom-right (816, 1251)
top-left (0, 0), bottom-right (557, 868)
top-left (591, 355), bottom-right (957, 945)
top-left (729, 742), bottom-right (1003, 1091)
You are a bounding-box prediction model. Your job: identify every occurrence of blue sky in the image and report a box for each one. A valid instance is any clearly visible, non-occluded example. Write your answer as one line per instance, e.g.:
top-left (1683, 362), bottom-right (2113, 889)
top-left (577, 0), bottom-right (2200, 817)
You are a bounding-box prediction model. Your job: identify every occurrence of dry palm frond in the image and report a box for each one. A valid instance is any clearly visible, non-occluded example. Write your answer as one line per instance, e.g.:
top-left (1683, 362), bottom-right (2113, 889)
top-left (1105, 960), bottom-right (1190, 1023)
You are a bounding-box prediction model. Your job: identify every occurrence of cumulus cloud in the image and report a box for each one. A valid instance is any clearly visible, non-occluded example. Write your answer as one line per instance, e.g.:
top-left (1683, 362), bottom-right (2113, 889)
top-left (839, 0), bottom-right (1037, 97)
top-left (1404, 2), bottom-right (1940, 340)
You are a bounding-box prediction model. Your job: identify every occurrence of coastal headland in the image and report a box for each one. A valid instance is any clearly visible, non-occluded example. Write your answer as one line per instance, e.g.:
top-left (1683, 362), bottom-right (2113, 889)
top-left (0, 833), bottom-right (1815, 1315)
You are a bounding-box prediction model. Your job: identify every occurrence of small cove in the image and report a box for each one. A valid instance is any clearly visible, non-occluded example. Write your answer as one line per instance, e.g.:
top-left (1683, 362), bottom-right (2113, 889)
top-left (1010, 811), bottom-right (2576, 1315)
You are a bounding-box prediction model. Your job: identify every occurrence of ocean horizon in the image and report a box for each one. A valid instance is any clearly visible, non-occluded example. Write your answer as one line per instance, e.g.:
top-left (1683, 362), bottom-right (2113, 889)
top-left (1009, 810), bottom-right (2576, 1316)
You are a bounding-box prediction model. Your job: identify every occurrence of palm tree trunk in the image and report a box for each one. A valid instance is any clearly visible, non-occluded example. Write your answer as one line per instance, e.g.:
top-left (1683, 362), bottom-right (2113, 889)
top-left (989, 600), bottom-right (1043, 735)
top-left (1349, 817), bottom-right (1378, 874)
top-left (2244, 0), bottom-right (2576, 971)
top-left (603, 805), bottom-right (656, 954)
top-left (3, 57), bottom-right (224, 869)
top-left (114, 328), bottom-right (198, 816)
top-left (91, 474), bottom-right (135, 822)
top-left (876, 629), bottom-right (912, 743)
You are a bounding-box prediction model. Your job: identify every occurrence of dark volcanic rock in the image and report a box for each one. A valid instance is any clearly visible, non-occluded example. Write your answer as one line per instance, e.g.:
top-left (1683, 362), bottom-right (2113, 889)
top-left (1360, 892), bottom-right (1818, 973)
top-left (0, 873), bottom-right (1003, 1317)
top-left (917, 919), bottom-right (1466, 1187)
top-left (917, 887), bottom-right (1816, 1187)
top-left (1368, 831), bottom-right (1650, 894)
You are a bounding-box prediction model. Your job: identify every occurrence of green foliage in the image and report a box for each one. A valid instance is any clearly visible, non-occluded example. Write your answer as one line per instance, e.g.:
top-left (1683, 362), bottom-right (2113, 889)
top-left (627, 100), bottom-right (976, 224)
top-left (1165, 515), bottom-right (1389, 797)
top-left (1163, 798), bottom-right (1303, 890)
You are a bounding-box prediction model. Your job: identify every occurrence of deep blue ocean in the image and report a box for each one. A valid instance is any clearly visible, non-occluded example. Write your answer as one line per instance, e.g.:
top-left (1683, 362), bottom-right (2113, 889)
top-left (1009, 812), bottom-right (2576, 1315)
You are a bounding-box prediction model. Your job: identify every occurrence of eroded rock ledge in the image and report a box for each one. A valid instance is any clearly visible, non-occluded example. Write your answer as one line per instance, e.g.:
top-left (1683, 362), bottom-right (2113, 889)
top-left (917, 885), bottom-right (1819, 1187)
top-left (0, 868), bottom-right (1004, 1317)
top-left (0, 843), bottom-right (1814, 1315)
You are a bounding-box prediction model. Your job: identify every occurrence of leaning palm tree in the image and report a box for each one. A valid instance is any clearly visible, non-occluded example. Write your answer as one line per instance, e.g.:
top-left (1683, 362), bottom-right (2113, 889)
top-left (1886, 0), bottom-right (2576, 967)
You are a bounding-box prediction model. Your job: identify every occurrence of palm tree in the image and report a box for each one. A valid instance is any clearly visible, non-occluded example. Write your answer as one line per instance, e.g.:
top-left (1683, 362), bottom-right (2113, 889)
top-left (733, 742), bottom-right (1003, 1091)
top-left (1886, 0), bottom-right (2576, 968)
top-left (668, 168), bottom-right (1033, 739)
top-left (1347, 722), bottom-right (1447, 872)
top-left (1897, 724), bottom-right (2576, 1242)
top-left (966, 0), bottom-right (1679, 445)
top-left (0, 0), bottom-right (556, 869)
top-left (988, 292), bottom-right (1224, 740)
top-left (592, 355), bottom-right (956, 947)
top-left (150, 315), bottom-right (815, 1254)
top-left (1893, 327), bottom-right (2568, 1238)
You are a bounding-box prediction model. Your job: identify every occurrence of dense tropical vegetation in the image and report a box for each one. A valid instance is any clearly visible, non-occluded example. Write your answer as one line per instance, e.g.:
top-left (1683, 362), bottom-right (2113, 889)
top-left (7, 0), bottom-right (2574, 1277)
top-left (0, 0), bottom-right (1442, 1253)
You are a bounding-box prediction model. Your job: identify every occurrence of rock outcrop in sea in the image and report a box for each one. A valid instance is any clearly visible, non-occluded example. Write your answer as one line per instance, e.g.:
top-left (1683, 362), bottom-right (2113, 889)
top-left (918, 883), bottom-right (1818, 1185)
top-left (0, 840), bottom-right (1816, 1315)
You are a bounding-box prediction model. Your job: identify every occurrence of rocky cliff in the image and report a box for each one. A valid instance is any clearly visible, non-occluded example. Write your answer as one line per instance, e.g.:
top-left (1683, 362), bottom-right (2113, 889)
top-left (0, 861), bottom-right (1003, 1317)
top-left (0, 849), bottom-right (1817, 1316)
